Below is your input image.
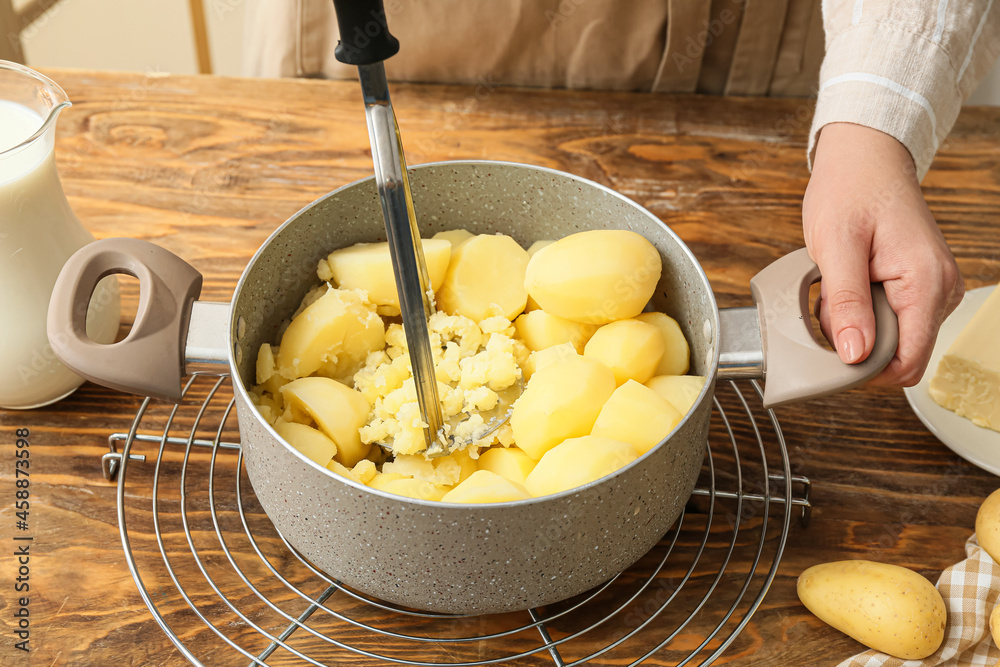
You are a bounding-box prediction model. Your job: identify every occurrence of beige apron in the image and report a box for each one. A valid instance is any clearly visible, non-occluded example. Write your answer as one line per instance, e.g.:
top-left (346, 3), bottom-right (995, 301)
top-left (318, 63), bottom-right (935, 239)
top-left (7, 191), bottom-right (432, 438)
top-left (243, 0), bottom-right (823, 96)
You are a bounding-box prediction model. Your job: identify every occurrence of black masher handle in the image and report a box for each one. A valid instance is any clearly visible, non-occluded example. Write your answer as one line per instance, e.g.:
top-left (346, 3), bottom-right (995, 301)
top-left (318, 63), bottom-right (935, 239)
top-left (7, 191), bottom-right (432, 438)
top-left (332, 0), bottom-right (400, 65)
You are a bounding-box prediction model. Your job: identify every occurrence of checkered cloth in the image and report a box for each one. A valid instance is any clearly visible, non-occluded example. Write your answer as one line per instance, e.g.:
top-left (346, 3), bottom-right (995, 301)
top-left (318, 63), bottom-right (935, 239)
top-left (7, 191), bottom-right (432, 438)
top-left (838, 535), bottom-right (1000, 667)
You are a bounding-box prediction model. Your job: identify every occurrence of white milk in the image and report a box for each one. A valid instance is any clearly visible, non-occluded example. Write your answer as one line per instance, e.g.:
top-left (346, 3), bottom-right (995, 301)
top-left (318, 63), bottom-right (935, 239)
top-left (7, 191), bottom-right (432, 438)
top-left (0, 100), bottom-right (120, 408)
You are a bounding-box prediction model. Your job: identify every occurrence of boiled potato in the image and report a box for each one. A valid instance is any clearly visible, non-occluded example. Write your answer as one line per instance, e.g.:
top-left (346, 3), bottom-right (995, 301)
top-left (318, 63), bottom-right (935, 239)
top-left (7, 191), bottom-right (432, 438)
top-left (351, 459), bottom-right (377, 484)
top-left (523, 342), bottom-right (578, 381)
top-left (646, 375), bottom-right (706, 415)
top-left (584, 319), bottom-right (665, 386)
top-left (441, 470), bottom-right (532, 503)
top-left (275, 287), bottom-right (384, 380)
top-left (976, 488), bottom-right (1000, 564)
top-left (511, 356), bottom-right (616, 460)
top-left (636, 312), bottom-right (690, 375)
top-left (527, 240), bottom-right (554, 257)
top-left (514, 310), bottom-right (598, 353)
top-left (797, 560), bottom-right (946, 660)
top-left (255, 343), bottom-right (289, 406)
top-left (324, 239), bottom-right (451, 309)
top-left (523, 244), bottom-right (551, 312)
top-left (274, 420), bottom-right (337, 467)
top-left (591, 380), bottom-right (682, 454)
top-left (451, 448), bottom-right (479, 484)
top-left (477, 446), bottom-right (536, 485)
top-left (369, 473), bottom-right (451, 501)
top-left (385, 450), bottom-right (478, 485)
top-left (382, 453), bottom-right (466, 486)
top-left (367, 471), bottom-right (407, 488)
top-left (432, 228), bottom-right (475, 249)
top-left (524, 230), bottom-right (661, 325)
top-left (251, 392), bottom-right (282, 423)
top-left (280, 376), bottom-right (372, 467)
top-left (437, 234), bottom-right (530, 321)
top-left (317, 306), bottom-right (387, 384)
top-left (381, 479), bottom-right (450, 502)
top-left (327, 459), bottom-right (361, 483)
top-left (256, 343), bottom-right (277, 385)
top-left (525, 436), bottom-right (639, 497)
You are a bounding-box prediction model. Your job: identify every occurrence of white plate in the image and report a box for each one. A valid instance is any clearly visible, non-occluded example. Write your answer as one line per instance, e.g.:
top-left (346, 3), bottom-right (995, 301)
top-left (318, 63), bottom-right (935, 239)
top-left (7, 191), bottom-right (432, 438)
top-left (904, 285), bottom-right (1000, 475)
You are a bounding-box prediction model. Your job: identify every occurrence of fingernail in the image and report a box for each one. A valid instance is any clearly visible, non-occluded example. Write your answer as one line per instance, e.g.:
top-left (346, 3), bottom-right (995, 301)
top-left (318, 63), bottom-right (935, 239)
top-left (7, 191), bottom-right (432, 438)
top-left (839, 328), bottom-right (865, 364)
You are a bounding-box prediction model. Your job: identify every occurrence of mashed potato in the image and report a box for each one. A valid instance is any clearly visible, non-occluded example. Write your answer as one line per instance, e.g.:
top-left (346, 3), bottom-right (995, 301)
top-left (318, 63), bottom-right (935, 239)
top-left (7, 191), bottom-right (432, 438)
top-left (353, 312), bottom-right (525, 455)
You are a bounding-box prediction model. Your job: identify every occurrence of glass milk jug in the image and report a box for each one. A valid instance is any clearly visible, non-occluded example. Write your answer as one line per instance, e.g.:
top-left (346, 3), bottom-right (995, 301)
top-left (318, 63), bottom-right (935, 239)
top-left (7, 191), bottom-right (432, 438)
top-left (0, 61), bottom-right (120, 409)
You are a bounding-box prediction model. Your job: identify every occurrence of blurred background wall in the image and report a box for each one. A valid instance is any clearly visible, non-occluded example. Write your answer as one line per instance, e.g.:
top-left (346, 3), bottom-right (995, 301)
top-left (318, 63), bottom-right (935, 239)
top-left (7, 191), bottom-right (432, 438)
top-left (2, 0), bottom-right (998, 104)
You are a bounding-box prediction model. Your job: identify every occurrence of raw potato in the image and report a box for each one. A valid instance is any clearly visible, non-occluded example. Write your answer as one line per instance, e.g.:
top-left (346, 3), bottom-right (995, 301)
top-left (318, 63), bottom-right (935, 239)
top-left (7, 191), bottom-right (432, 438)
top-left (584, 319), bottom-right (665, 386)
top-left (511, 356), bottom-right (617, 460)
top-left (524, 229), bottom-right (662, 325)
top-left (432, 228), bottom-right (474, 249)
top-left (441, 470), bottom-right (532, 503)
top-left (437, 234), bottom-right (530, 321)
top-left (591, 380), bottom-right (682, 454)
top-left (646, 375), bottom-right (706, 415)
top-left (274, 421), bottom-right (337, 467)
top-left (797, 560), bottom-right (946, 660)
top-left (514, 310), bottom-right (598, 353)
top-left (976, 488), bottom-right (1000, 564)
top-left (477, 446), bottom-right (536, 485)
top-left (325, 239), bottom-right (452, 309)
top-left (280, 377), bottom-right (372, 467)
top-left (525, 436), bottom-right (639, 497)
top-left (275, 287), bottom-right (384, 380)
top-left (991, 604), bottom-right (1000, 647)
top-left (636, 312), bottom-right (690, 375)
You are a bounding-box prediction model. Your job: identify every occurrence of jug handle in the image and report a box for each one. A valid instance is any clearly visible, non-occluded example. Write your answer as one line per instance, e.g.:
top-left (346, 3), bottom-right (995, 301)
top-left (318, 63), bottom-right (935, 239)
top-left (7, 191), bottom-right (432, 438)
top-left (47, 238), bottom-right (206, 402)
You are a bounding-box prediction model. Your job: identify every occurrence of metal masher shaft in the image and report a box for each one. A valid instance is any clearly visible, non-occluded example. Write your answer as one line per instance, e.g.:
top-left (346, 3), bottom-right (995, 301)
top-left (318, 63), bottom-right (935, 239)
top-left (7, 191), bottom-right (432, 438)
top-left (357, 62), bottom-right (445, 451)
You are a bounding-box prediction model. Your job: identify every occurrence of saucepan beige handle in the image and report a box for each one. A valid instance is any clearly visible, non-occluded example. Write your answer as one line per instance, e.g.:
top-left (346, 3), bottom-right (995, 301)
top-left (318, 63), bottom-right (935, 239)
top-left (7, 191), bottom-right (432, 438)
top-left (46, 238), bottom-right (226, 402)
top-left (719, 248), bottom-right (899, 408)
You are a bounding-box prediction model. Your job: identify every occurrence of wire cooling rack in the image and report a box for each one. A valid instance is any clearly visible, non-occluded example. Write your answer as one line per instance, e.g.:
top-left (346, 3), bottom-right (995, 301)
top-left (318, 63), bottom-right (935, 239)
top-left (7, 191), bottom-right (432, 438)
top-left (101, 372), bottom-right (811, 666)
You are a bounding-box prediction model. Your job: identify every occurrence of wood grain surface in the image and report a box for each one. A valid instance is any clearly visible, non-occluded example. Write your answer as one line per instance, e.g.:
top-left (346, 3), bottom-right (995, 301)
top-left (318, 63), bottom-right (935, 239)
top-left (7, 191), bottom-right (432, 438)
top-left (1, 69), bottom-right (999, 666)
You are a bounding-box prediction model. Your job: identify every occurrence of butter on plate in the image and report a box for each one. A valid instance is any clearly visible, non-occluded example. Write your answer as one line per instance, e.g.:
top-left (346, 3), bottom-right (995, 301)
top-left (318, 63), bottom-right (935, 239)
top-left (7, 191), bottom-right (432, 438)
top-left (929, 286), bottom-right (1000, 432)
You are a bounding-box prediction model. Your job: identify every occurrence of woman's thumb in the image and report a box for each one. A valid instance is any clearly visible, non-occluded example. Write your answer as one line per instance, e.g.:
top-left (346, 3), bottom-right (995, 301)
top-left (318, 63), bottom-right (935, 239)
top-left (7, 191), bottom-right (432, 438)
top-left (814, 248), bottom-right (876, 364)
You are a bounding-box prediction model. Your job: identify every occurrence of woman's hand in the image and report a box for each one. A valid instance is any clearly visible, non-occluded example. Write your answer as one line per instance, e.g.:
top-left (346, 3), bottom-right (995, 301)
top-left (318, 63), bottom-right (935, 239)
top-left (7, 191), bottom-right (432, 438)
top-left (803, 122), bottom-right (964, 387)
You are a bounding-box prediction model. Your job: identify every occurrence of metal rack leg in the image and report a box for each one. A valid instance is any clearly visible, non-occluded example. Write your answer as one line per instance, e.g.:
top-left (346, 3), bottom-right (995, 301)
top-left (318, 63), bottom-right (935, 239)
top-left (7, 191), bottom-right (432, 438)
top-left (248, 585), bottom-right (338, 667)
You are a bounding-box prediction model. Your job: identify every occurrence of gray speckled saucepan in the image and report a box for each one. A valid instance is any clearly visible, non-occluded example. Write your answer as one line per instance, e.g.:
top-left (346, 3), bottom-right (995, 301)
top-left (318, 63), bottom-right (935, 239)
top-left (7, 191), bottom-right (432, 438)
top-left (47, 161), bottom-right (898, 614)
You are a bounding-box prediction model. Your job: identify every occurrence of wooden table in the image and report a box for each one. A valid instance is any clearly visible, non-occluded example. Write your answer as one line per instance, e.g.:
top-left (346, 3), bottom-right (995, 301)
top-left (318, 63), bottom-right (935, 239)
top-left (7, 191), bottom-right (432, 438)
top-left (1, 69), bottom-right (999, 666)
